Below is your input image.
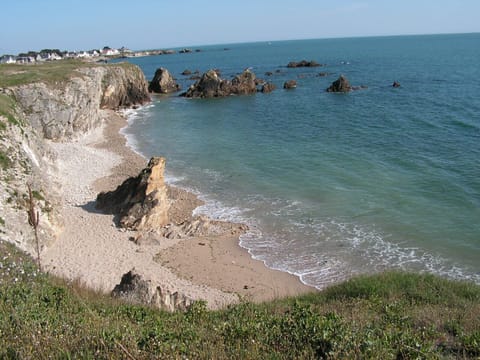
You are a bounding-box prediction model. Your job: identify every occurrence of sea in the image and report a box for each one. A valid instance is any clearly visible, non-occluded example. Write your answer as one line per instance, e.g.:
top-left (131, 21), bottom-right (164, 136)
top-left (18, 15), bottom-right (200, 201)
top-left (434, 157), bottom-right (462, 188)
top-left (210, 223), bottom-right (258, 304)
top-left (114, 33), bottom-right (480, 289)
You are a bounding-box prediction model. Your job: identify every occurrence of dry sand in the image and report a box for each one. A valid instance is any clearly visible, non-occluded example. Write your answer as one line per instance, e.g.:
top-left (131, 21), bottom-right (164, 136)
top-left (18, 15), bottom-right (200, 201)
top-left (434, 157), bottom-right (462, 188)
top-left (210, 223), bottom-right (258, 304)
top-left (42, 110), bottom-right (314, 309)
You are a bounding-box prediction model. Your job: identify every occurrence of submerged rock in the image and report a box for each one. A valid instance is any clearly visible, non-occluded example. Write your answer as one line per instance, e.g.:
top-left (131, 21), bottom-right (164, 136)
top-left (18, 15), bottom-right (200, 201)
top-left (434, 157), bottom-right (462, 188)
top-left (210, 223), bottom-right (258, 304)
top-left (287, 60), bottom-right (321, 68)
top-left (283, 80), bottom-right (297, 89)
top-left (148, 67), bottom-right (180, 94)
top-left (393, 81), bottom-right (401, 88)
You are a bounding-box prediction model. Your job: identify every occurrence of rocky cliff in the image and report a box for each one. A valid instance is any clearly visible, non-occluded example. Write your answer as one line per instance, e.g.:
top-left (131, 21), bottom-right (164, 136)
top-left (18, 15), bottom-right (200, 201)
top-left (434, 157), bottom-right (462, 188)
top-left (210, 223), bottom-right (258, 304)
top-left (0, 62), bottom-right (150, 253)
top-left (7, 63), bottom-right (149, 140)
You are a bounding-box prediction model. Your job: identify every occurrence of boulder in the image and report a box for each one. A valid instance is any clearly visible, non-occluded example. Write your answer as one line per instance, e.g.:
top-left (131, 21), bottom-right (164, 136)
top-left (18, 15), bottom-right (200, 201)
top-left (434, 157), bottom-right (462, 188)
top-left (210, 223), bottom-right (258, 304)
top-left (283, 80), bottom-right (297, 89)
top-left (287, 60), bottom-right (321, 68)
top-left (96, 157), bottom-right (170, 231)
top-left (326, 75), bottom-right (352, 93)
top-left (148, 67), bottom-right (180, 94)
top-left (261, 82), bottom-right (276, 93)
top-left (393, 81), bottom-right (401, 88)
top-left (112, 270), bottom-right (194, 311)
top-left (181, 69), bottom-right (258, 98)
top-left (230, 69), bottom-right (257, 95)
top-left (181, 69), bottom-right (192, 76)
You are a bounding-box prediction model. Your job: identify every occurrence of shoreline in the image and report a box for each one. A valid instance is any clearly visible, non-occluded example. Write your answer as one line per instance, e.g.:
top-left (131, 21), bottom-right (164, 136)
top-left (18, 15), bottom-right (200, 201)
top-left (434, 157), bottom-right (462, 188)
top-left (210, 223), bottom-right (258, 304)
top-left (42, 109), bottom-right (314, 309)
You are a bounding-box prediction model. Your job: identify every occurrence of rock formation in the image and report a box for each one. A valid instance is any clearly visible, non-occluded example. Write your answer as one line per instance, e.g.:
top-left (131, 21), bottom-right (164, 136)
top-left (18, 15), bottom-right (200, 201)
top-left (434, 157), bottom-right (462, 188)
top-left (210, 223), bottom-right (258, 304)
top-left (0, 63), bottom-right (150, 254)
top-left (112, 270), bottom-right (194, 311)
top-left (181, 69), bottom-right (257, 98)
top-left (96, 157), bottom-right (170, 231)
top-left (326, 75), bottom-right (352, 93)
top-left (100, 64), bottom-right (151, 110)
top-left (287, 60), bottom-right (321, 68)
top-left (261, 82), bottom-right (276, 93)
top-left (148, 67), bottom-right (181, 94)
top-left (10, 65), bottom-right (150, 140)
top-left (284, 80), bottom-right (297, 89)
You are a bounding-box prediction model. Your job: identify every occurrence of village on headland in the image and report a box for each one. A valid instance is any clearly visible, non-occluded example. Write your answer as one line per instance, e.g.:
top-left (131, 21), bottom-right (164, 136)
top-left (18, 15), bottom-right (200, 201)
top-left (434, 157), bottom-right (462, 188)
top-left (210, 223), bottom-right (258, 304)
top-left (0, 45), bottom-right (193, 64)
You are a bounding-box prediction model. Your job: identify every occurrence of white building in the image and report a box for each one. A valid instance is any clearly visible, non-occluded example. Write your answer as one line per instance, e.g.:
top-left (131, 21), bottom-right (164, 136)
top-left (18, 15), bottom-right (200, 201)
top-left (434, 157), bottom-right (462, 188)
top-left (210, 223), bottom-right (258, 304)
top-left (0, 55), bottom-right (16, 64)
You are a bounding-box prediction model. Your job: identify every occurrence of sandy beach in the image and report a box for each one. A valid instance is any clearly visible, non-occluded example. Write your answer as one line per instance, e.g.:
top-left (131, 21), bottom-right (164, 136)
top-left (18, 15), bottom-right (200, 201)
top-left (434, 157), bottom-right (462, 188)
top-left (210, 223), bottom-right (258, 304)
top-left (42, 110), bottom-right (314, 309)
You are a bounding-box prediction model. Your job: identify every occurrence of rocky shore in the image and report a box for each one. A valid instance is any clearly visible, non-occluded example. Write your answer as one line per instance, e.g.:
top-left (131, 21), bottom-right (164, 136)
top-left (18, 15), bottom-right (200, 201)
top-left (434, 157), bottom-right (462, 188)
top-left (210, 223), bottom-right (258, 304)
top-left (0, 61), bottom-right (312, 311)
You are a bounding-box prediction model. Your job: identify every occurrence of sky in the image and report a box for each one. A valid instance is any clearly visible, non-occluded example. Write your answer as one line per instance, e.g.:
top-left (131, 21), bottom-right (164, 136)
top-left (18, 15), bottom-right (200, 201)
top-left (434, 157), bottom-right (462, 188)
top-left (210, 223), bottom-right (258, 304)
top-left (1, 0), bottom-right (479, 55)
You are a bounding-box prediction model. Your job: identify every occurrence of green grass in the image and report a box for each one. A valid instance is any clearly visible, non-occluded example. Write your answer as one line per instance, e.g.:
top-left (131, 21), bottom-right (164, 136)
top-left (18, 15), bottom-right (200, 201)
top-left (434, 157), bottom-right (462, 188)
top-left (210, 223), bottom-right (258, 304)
top-left (0, 60), bottom-right (94, 88)
top-left (0, 240), bottom-right (479, 359)
top-left (0, 59), bottom-right (135, 89)
top-left (0, 93), bottom-right (21, 128)
top-left (0, 151), bottom-right (11, 170)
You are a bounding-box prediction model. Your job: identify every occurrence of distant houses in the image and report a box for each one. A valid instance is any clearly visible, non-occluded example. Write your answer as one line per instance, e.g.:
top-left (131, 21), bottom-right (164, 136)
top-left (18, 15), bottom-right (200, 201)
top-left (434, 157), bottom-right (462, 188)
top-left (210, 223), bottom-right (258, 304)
top-left (0, 46), bottom-right (126, 64)
top-left (1, 45), bottom-right (180, 64)
top-left (0, 55), bottom-right (16, 64)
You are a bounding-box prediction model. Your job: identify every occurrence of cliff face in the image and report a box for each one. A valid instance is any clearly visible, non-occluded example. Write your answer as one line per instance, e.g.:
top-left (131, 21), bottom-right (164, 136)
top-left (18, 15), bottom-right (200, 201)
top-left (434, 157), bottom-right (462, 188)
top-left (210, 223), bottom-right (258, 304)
top-left (8, 64), bottom-right (150, 140)
top-left (0, 62), bottom-right (150, 253)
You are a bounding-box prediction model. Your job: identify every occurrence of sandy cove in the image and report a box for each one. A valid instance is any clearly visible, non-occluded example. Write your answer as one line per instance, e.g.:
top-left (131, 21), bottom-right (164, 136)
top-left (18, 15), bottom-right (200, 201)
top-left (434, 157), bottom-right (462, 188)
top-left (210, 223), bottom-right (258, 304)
top-left (42, 110), bottom-right (314, 309)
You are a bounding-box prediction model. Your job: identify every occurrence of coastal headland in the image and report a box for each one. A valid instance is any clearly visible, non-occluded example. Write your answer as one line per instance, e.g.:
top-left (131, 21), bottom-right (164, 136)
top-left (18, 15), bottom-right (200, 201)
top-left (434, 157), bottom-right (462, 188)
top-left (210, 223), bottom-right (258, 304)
top-left (0, 60), bottom-right (313, 310)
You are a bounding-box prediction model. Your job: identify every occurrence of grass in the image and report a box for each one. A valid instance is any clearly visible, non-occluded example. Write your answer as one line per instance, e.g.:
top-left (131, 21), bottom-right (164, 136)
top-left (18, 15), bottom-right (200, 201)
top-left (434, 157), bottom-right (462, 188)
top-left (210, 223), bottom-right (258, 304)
top-left (0, 60), bottom-right (95, 88)
top-left (0, 151), bottom-right (11, 170)
top-left (0, 240), bottom-right (479, 359)
top-left (0, 93), bottom-right (21, 129)
top-left (0, 59), bottom-right (136, 89)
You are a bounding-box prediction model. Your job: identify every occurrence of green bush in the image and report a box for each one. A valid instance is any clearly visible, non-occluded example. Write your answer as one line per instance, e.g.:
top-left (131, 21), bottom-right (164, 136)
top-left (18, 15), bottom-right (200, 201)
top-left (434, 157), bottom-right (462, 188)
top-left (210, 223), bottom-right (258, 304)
top-left (1, 240), bottom-right (479, 359)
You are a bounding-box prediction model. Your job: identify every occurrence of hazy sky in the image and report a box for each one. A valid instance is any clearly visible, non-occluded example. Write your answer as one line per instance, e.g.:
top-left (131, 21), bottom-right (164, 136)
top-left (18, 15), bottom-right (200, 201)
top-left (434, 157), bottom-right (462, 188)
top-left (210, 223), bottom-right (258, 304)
top-left (1, 0), bottom-right (479, 54)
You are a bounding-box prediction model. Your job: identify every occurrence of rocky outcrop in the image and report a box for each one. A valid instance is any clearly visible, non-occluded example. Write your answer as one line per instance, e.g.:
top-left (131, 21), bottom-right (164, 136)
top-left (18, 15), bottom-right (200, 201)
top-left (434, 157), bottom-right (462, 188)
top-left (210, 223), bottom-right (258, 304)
top-left (148, 67), bottom-right (180, 94)
top-left (100, 64), bottom-right (150, 110)
top-left (326, 75), bottom-right (352, 93)
top-left (181, 69), bottom-right (257, 98)
top-left (0, 63), bottom-right (150, 255)
top-left (10, 64), bottom-right (150, 140)
top-left (112, 270), bottom-right (194, 311)
top-left (287, 60), bottom-right (321, 68)
top-left (261, 82), bottom-right (276, 93)
top-left (284, 80), bottom-right (297, 89)
top-left (96, 157), bottom-right (170, 231)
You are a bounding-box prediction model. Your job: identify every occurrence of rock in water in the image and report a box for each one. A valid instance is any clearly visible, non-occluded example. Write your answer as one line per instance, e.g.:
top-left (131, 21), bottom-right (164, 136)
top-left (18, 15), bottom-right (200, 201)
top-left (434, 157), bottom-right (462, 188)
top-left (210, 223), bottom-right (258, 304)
top-left (287, 60), bottom-right (321, 68)
top-left (181, 69), bottom-right (258, 98)
top-left (96, 157), bottom-right (170, 231)
top-left (283, 80), bottom-right (297, 89)
top-left (230, 69), bottom-right (257, 95)
top-left (261, 82), bottom-right (276, 93)
top-left (148, 67), bottom-right (180, 94)
top-left (326, 75), bottom-right (352, 93)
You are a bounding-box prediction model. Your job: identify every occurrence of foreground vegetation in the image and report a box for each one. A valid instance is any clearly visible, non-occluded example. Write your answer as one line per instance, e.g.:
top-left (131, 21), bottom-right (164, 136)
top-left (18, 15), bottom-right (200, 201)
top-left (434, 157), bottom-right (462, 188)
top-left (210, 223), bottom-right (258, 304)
top-left (0, 241), bottom-right (479, 359)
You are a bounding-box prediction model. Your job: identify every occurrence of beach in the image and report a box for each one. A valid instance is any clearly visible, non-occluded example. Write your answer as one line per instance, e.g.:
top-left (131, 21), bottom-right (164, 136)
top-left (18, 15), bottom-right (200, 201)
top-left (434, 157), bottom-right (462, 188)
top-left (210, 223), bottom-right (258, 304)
top-left (41, 110), bottom-right (313, 309)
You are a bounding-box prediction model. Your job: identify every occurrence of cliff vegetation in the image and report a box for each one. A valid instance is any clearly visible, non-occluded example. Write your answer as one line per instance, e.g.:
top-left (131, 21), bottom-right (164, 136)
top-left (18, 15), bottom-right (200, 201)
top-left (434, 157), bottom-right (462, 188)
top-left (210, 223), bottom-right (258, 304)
top-left (1, 240), bottom-right (479, 358)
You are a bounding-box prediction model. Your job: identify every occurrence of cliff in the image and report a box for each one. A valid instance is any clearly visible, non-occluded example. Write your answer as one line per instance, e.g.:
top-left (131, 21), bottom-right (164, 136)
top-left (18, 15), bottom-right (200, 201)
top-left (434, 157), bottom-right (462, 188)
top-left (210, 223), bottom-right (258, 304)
top-left (6, 63), bottom-right (149, 140)
top-left (0, 61), bottom-right (150, 253)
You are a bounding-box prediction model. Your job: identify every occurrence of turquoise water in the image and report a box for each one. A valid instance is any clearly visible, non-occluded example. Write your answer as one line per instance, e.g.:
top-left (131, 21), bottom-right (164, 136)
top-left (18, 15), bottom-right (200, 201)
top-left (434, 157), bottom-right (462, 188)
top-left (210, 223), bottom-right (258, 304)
top-left (118, 34), bottom-right (480, 287)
